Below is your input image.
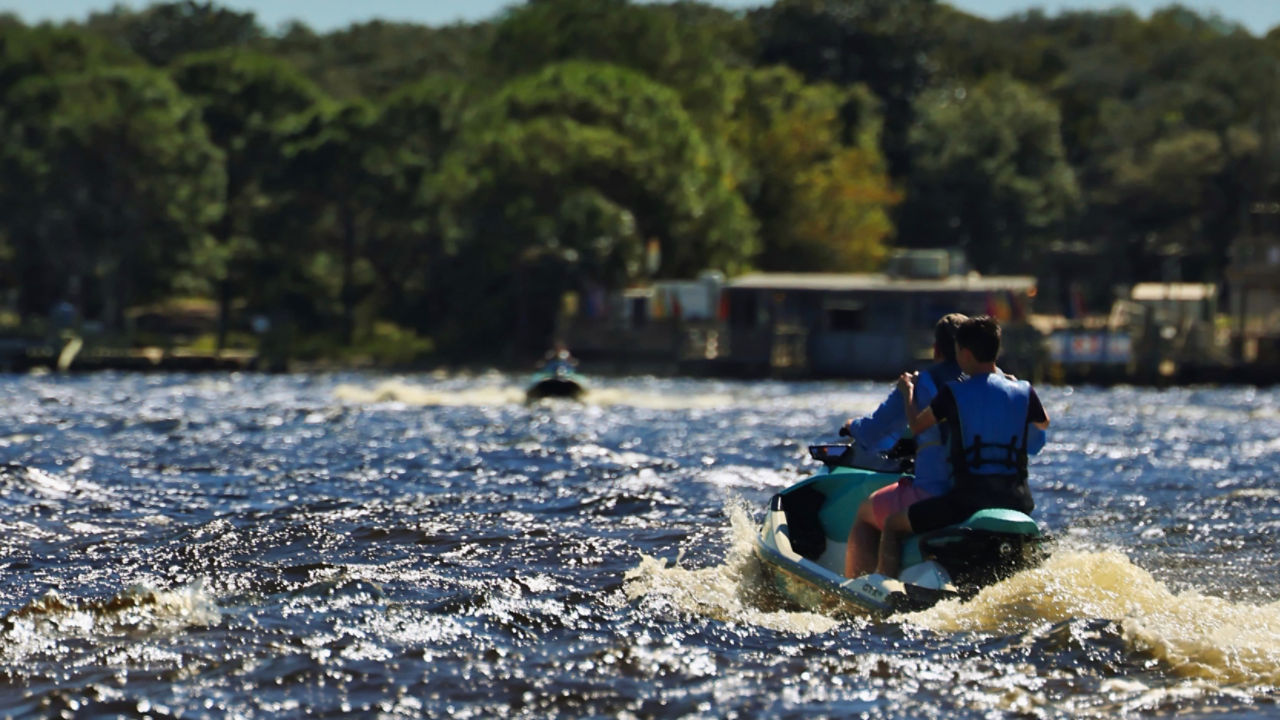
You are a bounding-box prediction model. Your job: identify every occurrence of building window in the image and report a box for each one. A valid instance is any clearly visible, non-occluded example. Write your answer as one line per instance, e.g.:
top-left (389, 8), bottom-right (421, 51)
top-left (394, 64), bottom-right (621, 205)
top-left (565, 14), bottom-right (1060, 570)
top-left (730, 293), bottom-right (759, 328)
top-left (827, 305), bottom-right (865, 332)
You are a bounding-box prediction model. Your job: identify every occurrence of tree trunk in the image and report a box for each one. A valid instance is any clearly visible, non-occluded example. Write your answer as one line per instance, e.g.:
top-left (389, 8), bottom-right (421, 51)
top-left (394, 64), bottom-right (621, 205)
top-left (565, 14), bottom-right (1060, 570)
top-left (341, 203), bottom-right (357, 347)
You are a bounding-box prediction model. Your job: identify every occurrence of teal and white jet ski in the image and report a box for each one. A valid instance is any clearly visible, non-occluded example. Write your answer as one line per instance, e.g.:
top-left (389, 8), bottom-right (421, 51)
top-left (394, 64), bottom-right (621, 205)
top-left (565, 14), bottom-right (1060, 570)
top-left (754, 442), bottom-right (1047, 616)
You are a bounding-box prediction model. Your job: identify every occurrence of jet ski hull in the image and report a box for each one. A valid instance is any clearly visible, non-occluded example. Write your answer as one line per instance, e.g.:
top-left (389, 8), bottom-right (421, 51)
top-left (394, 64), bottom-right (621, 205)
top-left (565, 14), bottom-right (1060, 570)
top-left (753, 464), bottom-right (1045, 616)
top-left (525, 376), bottom-right (586, 401)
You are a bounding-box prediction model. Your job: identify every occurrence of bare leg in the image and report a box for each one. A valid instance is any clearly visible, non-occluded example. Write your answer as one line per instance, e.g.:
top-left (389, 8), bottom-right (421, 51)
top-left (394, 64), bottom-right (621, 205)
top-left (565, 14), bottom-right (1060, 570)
top-left (843, 498), bottom-right (880, 578)
top-left (876, 511), bottom-right (914, 578)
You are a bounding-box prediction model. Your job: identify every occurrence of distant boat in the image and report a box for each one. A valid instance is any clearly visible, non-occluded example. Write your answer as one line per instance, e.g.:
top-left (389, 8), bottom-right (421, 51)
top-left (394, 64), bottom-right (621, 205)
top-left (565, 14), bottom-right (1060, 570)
top-left (525, 359), bottom-right (586, 402)
top-left (755, 442), bottom-right (1048, 615)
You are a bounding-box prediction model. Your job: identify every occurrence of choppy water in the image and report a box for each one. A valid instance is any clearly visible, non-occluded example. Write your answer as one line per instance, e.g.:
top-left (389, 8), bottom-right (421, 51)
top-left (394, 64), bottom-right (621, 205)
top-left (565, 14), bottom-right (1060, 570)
top-left (1, 372), bottom-right (1277, 718)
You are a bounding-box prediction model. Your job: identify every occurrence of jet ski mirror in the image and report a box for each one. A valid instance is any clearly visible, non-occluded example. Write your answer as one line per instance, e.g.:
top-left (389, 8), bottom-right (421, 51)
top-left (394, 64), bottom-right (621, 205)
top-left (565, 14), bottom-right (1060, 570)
top-left (808, 443), bottom-right (856, 468)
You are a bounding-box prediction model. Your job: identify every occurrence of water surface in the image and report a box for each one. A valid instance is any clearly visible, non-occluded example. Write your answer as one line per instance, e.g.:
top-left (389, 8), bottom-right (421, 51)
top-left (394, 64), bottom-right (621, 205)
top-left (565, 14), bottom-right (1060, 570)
top-left (1, 373), bottom-right (1277, 717)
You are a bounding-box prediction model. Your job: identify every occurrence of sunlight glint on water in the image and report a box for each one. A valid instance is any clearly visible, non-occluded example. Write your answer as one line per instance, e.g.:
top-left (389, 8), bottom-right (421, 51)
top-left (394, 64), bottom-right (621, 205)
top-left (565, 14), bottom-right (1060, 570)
top-left (0, 373), bottom-right (1276, 718)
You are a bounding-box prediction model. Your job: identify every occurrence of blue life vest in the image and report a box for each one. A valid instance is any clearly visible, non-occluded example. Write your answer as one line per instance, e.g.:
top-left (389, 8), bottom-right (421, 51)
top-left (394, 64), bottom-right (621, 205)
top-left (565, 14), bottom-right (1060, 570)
top-left (911, 360), bottom-right (964, 495)
top-left (945, 373), bottom-right (1036, 511)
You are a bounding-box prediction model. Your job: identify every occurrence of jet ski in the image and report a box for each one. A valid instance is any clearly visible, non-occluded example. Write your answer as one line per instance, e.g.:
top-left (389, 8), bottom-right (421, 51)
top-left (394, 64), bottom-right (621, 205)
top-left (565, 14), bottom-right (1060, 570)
top-left (753, 441), bottom-right (1047, 616)
top-left (525, 361), bottom-right (586, 402)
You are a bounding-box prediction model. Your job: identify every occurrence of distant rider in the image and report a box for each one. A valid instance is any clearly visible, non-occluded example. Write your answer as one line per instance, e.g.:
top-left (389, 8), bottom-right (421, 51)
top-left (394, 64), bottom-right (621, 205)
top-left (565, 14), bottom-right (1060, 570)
top-left (542, 344), bottom-right (578, 377)
top-left (877, 315), bottom-right (1050, 578)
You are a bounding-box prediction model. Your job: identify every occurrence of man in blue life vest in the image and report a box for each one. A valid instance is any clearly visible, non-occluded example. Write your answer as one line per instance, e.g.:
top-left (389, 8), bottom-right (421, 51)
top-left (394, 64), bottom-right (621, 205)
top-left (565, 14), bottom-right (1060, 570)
top-left (876, 315), bottom-right (1050, 578)
top-left (841, 313), bottom-right (968, 579)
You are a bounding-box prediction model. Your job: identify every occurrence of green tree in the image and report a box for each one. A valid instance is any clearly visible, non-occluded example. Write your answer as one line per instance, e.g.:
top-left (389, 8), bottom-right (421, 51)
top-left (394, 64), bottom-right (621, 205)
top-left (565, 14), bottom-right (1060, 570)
top-left (1, 65), bottom-right (224, 325)
top-left (84, 1), bottom-right (262, 67)
top-left (488, 0), bottom-right (753, 129)
top-left (1025, 10), bottom-right (1278, 281)
top-left (263, 20), bottom-right (492, 101)
top-left (367, 76), bottom-right (470, 331)
top-left (726, 66), bottom-right (897, 271)
top-left (899, 75), bottom-right (1079, 274)
top-left (169, 49), bottom-right (327, 348)
top-left (752, 0), bottom-right (939, 179)
top-left (436, 61), bottom-right (757, 357)
top-left (1095, 129), bottom-right (1247, 280)
top-left (1, 22), bottom-right (140, 94)
top-left (932, 7), bottom-right (1276, 279)
top-left (276, 101), bottom-right (384, 346)
top-left (1, 23), bottom-right (143, 312)
top-left (261, 75), bottom-right (471, 356)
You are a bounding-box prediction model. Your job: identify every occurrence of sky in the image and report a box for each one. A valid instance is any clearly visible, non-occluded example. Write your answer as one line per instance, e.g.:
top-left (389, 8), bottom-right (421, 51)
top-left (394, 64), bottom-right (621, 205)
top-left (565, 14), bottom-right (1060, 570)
top-left (5, 0), bottom-right (1279, 36)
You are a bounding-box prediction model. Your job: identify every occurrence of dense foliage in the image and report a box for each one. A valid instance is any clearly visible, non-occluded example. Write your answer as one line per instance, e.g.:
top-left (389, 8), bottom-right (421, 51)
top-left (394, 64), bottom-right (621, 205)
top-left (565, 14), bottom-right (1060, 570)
top-left (1, 0), bottom-right (1276, 362)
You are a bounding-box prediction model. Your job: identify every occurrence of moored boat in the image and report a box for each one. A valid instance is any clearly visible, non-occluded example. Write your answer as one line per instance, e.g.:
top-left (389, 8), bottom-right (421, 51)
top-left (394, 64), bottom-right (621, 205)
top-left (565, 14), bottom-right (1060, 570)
top-left (754, 442), bottom-right (1047, 615)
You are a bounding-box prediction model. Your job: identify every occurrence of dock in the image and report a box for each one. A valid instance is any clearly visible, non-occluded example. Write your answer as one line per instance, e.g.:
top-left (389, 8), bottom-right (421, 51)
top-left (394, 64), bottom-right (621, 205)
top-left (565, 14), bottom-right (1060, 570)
top-left (1, 337), bottom-right (256, 373)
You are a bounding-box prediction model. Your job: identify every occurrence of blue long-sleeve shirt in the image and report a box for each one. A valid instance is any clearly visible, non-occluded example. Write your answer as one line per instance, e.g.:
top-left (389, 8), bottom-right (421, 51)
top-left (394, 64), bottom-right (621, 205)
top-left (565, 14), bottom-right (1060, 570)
top-left (846, 384), bottom-right (910, 455)
top-left (847, 361), bottom-right (961, 494)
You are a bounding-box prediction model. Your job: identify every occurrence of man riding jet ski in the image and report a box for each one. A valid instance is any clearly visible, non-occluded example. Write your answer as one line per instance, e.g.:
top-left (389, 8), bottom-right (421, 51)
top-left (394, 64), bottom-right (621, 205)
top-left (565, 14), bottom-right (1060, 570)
top-left (857, 315), bottom-right (1051, 604)
top-left (753, 316), bottom-right (1050, 615)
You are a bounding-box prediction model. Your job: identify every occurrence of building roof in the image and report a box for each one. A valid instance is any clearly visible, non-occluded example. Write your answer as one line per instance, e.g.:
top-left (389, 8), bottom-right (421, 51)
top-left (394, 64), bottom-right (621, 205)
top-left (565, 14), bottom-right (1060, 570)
top-left (1130, 282), bottom-right (1217, 302)
top-left (726, 272), bottom-right (1036, 293)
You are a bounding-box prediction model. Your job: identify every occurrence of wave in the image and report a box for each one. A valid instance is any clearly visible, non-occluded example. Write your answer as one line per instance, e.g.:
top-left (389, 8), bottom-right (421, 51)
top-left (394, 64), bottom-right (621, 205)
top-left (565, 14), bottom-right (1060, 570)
top-left (909, 548), bottom-right (1280, 686)
top-left (333, 377), bottom-right (893, 414)
top-left (0, 464), bottom-right (114, 506)
top-left (626, 503), bottom-right (1280, 688)
top-left (332, 378), bottom-right (741, 410)
top-left (334, 379), bottom-right (524, 406)
top-left (622, 501), bottom-right (844, 635)
top-left (585, 387), bottom-right (741, 411)
top-left (0, 581), bottom-right (220, 662)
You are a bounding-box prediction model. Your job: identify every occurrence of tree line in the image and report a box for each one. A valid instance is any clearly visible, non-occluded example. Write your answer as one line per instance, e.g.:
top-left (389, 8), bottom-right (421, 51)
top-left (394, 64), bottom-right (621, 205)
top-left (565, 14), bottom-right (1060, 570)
top-left (1, 0), bottom-right (1276, 364)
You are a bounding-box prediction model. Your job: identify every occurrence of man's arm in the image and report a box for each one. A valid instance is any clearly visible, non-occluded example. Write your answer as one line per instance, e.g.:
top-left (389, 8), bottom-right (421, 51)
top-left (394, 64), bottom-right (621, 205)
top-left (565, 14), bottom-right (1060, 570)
top-left (1000, 366), bottom-right (1050, 429)
top-left (1029, 388), bottom-right (1050, 430)
top-left (898, 372), bottom-right (938, 436)
top-left (842, 383), bottom-right (907, 449)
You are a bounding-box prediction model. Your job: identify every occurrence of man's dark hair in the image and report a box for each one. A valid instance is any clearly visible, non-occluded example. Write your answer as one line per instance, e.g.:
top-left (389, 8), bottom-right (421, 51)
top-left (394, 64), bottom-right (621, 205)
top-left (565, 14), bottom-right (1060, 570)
top-left (955, 315), bottom-right (1001, 362)
top-left (934, 313), bottom-right (968, 362)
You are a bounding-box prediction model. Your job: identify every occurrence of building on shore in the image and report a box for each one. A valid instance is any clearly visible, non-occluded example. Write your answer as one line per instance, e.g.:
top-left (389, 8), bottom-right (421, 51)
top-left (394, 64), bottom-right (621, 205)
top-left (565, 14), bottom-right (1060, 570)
top-left (562, 242), bottom-right (1280, 384)
top-left (1226, 202), bottom-right (1280, 370)
top-left (1039, 282), bottom-right (1223, 384)
top-left (717, 255), bottom-right (1039, 378)
top-left (563, 250), bottom-right (1042, 378)
top-left (562, 271), bottom-right (727, 373)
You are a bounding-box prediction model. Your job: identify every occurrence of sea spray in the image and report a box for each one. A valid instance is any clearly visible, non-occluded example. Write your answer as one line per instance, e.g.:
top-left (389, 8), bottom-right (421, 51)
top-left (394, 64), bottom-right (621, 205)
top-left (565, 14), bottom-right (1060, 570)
top-left (624, 499), bottom-right (844, 635)
top-left (909, 548), bottom-right (1280, 685)
top-left (0, 581), bottom-right (221, 665)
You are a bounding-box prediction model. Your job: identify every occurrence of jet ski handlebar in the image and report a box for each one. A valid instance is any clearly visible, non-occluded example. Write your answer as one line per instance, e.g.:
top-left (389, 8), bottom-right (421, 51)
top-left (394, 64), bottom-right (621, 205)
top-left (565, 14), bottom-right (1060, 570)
top-left (808, 438), bottom-right (915, 474)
